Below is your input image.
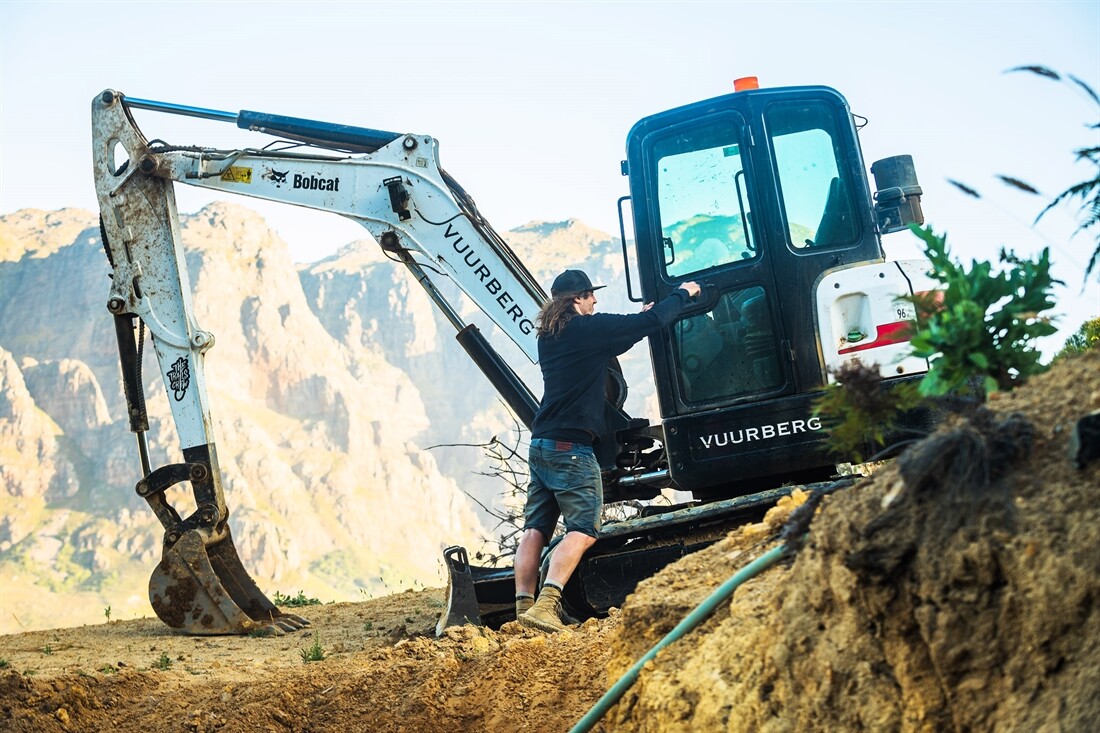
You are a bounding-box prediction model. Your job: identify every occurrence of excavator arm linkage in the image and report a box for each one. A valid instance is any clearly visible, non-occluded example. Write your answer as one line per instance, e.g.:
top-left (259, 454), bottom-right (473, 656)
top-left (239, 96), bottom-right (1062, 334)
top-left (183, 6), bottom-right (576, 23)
top-left (91, 89), bottom-right (546, 634)
top-left (94, 97), bottom-right (311, 634)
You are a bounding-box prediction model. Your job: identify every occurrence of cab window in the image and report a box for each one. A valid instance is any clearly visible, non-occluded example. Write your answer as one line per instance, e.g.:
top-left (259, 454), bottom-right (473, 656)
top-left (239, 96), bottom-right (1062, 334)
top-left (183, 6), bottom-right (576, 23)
top-left (653, 119), bottom-right (756, 279)
top-left (673, 285), bottom-right (782, 404)
top-left (766, 101), bottom-right (859, 250)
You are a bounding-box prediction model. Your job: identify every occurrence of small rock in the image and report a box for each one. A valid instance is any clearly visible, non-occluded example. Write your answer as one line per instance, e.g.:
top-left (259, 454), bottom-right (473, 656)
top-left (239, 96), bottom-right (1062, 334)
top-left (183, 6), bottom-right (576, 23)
top-left (467, 634), bottom-right (495, 655)
top-left (1068, 410), bottom-right (1100, 469)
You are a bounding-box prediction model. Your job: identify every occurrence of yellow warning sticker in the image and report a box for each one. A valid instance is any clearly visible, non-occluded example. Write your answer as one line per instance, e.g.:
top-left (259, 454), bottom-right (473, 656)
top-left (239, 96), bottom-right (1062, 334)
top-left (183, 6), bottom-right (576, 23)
top-left (220, 166), bottom-right (252, 184)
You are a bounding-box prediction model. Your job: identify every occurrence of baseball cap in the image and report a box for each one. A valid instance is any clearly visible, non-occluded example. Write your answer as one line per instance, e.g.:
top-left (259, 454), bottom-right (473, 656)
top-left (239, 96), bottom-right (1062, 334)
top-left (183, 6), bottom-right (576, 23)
top-left (551, 269), bottom-right (606, 297)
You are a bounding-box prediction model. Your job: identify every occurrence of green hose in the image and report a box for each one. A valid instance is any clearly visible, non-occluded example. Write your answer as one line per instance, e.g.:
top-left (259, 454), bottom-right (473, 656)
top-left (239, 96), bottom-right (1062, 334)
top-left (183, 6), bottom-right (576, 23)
top-left (568, 543), bottom-right (788, 733)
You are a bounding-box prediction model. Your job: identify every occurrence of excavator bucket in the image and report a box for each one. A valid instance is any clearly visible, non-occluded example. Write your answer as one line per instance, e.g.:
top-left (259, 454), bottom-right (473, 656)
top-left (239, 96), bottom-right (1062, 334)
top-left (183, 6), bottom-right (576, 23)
top-left (149, 528), bottom-right (309, 635)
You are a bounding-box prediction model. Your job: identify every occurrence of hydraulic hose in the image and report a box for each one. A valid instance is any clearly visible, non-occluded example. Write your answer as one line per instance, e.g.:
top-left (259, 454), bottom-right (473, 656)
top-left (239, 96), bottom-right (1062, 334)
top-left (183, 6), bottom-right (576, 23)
top-left (569, 543), bottom-right (788, 733)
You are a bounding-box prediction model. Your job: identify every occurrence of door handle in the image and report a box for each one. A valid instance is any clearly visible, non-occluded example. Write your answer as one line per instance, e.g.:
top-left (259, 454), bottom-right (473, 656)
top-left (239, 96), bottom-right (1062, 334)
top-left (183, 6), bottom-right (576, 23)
top-left (678, 282), bottom-right (718, 316)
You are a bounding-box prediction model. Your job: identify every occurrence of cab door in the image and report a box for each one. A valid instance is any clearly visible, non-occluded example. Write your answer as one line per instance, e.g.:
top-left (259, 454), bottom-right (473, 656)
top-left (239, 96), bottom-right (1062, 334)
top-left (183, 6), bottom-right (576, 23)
top-left (754, 93), bottom-right (885, 390)
top-left (628, 101), bottom-right (790, 420)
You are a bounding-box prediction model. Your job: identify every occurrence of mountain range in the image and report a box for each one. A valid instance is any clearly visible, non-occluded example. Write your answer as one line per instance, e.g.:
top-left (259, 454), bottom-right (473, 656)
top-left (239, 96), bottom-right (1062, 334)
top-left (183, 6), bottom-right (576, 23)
top-left (0, 203), bottom-right (654, 633)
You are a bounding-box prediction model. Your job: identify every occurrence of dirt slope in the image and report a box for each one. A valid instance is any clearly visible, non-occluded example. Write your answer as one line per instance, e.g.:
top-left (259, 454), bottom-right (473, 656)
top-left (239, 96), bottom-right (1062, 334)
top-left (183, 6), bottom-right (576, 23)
top-left (1, 351), bottom-right (1097, 732)
top-left (608, 349), bottom-right (1100, 732)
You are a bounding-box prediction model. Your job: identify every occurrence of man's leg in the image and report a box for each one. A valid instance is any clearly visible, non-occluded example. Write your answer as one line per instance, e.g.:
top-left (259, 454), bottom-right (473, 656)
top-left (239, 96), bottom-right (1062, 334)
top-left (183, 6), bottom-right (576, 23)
top-left (519, 534), bottom-right (594, 633)
top-left (543, 530), bottom-right (597, 588)
top-left (520, 529), bottom-right (598, 633)
top-left (544, 446), bottom-right (601, 590)
top-left (519, 443), bottom-right (601, 632)
top-left (516, 442), bottom-right (556, 615)
top-left (514, 528), bottom-right (547, 597)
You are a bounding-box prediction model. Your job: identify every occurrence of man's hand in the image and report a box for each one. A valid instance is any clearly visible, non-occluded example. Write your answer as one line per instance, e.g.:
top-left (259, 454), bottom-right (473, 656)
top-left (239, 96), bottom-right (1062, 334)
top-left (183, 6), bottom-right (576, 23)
top-left (679, 281), bottom-right (702, 299)
top-left (643, 282), bottom-right (700, 311)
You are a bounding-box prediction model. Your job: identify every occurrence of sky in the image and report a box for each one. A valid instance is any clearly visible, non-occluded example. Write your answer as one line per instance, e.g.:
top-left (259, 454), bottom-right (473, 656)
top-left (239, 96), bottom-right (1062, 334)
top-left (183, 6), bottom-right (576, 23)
top-left (2, 0), bottom-right (1098, 359)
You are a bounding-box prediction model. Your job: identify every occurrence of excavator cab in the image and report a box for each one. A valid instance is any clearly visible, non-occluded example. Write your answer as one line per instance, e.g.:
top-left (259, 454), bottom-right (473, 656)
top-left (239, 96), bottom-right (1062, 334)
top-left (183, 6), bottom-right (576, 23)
top-left (621, 85), bottom-right (930, 498)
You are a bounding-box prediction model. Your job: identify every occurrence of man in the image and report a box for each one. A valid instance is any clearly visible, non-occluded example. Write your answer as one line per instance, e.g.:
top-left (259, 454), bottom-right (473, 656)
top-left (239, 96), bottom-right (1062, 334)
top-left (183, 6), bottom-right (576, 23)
top-left (516, 269), bottom-right (701, 632)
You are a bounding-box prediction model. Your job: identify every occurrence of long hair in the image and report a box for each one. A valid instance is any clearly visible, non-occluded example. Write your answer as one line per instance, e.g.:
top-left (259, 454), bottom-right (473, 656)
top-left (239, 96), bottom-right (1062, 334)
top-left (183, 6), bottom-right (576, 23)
top-left (536, 294), bottom-right (579, 338)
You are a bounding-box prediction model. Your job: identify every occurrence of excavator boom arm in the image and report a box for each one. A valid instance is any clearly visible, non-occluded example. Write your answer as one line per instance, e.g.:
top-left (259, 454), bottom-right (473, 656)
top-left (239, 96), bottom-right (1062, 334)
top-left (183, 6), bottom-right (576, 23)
top-left (97, 90), bottom-right (545, 361)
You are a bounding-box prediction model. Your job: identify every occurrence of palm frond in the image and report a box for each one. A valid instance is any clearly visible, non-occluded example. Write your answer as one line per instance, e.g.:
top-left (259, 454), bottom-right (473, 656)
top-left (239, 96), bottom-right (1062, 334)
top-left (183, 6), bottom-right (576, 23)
top-left (997, 175), bottom-right (1041, 194)
top-left (1073, 145), bottom-right (1100, 163)
top-left (1035, 178), bottom-right (1100, 221)
top-left (1068, 74), bottom-right (1100, 106)
top-left (1007, 65), bottom-right (1061, 80)
top-left (947, 179), bottom-right (982, 198)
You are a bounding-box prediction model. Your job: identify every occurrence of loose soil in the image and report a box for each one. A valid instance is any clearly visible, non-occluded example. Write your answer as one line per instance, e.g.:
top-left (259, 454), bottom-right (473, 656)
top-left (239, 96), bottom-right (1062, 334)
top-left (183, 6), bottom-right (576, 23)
top-left (2, 351), bottom-right (1097, 732)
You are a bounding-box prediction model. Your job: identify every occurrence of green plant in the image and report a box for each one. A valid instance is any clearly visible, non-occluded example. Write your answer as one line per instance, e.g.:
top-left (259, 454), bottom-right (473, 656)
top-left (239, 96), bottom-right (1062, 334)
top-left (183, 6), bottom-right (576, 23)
top-left (42, 644), bottom-right (52, 656)
top-left (154, 653), bottom-right (172, 671)
top-left (300, 635), bottom-right (326, 664)
top-left (0, 658), bottom-right (8, 669)
top-left (104, 606), bottom-right (111, 623)
top-left (1052, 316), bottom-right (1100, 362)
top-left (272, 590), bottom-right (322, 608)
top-left (814, 362), bottom-right (926, 462)
top-left (99, 664), bottom-right (117, 674)
top-left (907, 226), bottom-right (1061, 397)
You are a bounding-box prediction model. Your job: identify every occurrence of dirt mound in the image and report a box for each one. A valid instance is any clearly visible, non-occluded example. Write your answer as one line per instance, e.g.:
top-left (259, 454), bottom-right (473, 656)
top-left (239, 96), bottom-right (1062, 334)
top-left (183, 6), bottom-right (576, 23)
top-left (1, 352), bottom-right (1096, 732)
top-left (607, 350), bottom-right (1100, 732)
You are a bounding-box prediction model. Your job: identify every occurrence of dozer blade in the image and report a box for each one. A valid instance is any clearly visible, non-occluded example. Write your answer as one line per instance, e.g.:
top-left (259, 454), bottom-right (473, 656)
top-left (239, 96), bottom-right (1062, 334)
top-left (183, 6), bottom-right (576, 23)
top-left (436, 545), bottom-right (518, 633)
top-left (435, 546), bottom-right (482, 635)
top-left (149, 528), bottom-right (309, 635)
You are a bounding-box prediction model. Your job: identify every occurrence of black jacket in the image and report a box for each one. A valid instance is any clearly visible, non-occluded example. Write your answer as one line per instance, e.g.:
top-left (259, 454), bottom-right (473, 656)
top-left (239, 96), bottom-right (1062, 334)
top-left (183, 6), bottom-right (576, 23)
top-left (531, 289), bottom-right (690, 441)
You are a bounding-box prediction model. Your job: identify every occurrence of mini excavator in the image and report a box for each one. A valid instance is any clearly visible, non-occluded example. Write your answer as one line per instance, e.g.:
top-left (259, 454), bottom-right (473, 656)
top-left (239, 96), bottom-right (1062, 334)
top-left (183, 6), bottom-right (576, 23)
top-left (91, 77), bottom-right (933, 634)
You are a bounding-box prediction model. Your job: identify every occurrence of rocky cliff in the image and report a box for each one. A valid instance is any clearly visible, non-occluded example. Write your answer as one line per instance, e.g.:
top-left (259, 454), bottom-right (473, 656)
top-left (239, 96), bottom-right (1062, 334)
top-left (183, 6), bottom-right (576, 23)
top-left (0, 204), bottom-right (651, 633)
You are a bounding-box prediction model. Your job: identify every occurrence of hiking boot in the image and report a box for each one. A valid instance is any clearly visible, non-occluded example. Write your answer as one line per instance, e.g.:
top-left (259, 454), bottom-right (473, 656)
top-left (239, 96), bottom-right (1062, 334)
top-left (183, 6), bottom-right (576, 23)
top-left (518, 585), bottom-right (566, 633)
top-left (515, 595), bottom-right (534, 617)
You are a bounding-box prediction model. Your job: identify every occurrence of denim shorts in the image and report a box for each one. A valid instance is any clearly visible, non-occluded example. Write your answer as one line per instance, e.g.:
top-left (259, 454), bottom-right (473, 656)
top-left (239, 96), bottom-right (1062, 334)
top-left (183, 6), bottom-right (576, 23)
top-left (524, 438), bottom-right (603, 539)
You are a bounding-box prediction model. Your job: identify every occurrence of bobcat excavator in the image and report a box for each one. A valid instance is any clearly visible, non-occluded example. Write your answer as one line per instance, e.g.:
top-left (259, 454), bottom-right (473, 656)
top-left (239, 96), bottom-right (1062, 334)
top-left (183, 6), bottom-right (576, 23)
top-left (91, 78), bottom-right (934, 635)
